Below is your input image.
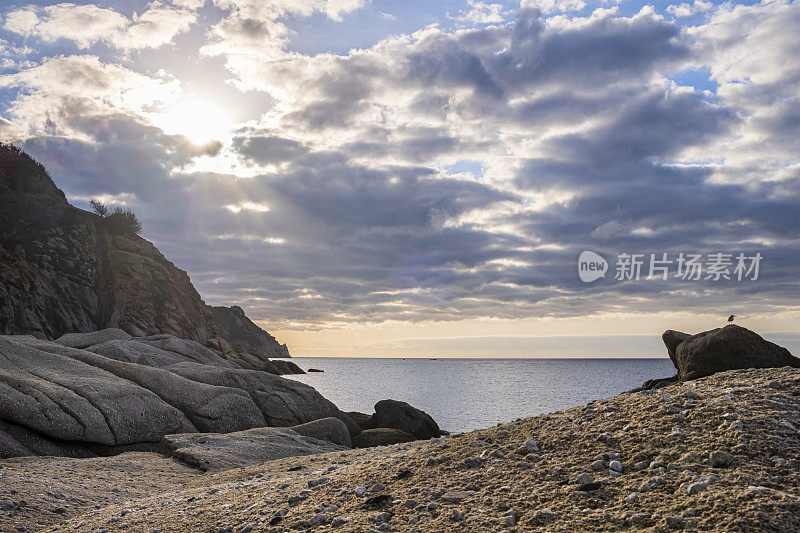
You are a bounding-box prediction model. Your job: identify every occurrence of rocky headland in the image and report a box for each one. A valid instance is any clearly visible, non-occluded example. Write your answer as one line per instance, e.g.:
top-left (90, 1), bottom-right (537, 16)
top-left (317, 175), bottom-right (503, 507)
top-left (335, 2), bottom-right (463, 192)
top-left (0, 144), bottom-right (290, 362)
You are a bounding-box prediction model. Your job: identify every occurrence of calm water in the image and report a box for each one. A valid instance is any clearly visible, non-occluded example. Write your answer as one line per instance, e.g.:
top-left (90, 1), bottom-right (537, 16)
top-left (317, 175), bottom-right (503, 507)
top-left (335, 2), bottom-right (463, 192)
top-left (289, 358), bottom-right (675, 433)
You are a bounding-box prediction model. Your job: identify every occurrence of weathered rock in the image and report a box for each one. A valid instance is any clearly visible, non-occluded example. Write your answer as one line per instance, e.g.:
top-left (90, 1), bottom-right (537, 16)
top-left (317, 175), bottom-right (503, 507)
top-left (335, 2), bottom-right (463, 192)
top-left (0, 335), bottom-right (358, 459)
top-left (352, 428), bottom-right (417, 448)
top-left (671, 325), bottom-right (799, 380)
top-left (371, 400), bottom-right (442, 439)
top-left (638, 325), bottom-right (798, 389)
top-left (162, 427), bottom-right (345, 471)
top-left (290, 417), bottom-right (352, 448)
top-left (0, 337), bottom-right (195, 447)
top-left (55, 328), bottom-right (132, 349)
top-left (346, 411), bottom-right (375, 431)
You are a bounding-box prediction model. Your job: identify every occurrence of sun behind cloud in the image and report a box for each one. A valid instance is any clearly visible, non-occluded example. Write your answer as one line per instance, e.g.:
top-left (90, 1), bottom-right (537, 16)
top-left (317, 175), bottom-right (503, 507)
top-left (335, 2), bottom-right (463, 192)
top-left (148, 98), bottom-right (234, 146)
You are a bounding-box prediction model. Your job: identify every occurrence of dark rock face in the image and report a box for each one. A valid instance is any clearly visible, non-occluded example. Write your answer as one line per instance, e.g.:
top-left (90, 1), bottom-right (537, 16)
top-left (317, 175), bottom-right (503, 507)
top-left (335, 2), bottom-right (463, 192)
top-left (0, 334), bottom-right (353, 459)
top-left (638, 325), bottom-right (799, 390)
top-left (0, 144), bottom-right (289, 362)
top-left (209, 305), bottom-right (291, 358)
top-left (352, 428), bottom-right (417, 448)
top-left (372, 399), bottom-right (443, 440)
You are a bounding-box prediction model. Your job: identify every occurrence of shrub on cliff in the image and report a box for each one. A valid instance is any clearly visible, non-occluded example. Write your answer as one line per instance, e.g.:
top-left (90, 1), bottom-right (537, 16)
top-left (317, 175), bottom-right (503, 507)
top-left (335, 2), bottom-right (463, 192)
top-left (105, 207), bottom-right (143, 235)
top-left (89, 198), bottom-right (142, 235)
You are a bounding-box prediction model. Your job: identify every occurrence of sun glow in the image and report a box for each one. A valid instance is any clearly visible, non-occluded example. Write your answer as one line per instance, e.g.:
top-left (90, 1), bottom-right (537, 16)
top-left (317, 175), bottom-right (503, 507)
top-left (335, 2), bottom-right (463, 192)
top-left (149, 98), bottom-right (233, 145)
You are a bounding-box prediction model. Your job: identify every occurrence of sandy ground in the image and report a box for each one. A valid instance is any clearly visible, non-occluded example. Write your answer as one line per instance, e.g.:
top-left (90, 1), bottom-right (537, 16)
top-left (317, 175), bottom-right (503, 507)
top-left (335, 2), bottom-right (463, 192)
top-left (2, 367), bottom-right (798, 532)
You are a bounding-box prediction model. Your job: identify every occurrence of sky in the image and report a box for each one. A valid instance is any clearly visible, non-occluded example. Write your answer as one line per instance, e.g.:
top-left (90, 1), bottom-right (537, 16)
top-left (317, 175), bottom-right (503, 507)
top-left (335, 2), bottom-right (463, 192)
top-left (0, 0), bottom-right (798, 357)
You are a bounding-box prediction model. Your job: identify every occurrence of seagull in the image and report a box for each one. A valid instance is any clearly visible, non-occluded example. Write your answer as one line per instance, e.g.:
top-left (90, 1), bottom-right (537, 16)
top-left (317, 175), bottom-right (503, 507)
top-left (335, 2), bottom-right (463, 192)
top-left (728, 315), bottom-right (735, 323)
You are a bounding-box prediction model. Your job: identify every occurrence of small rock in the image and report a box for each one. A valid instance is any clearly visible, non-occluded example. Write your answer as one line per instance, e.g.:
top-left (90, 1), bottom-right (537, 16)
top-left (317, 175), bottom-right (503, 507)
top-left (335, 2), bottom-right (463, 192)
top-left (442, 490), bottom-right (476, 503)
top-left (771, 456), bottom-right (788, 466)
top-left (682, 508), bottom-right (698, 518)
top-left (609, 460), bottom-right (623, 472)
top-left (355, 486), bottom-right (367, 496)
top-left (371, 483), bottom-right (386, 493)
top-left (374, 512), bottom-right (391, 524)
top-left (533, 508), bottom-right (557, 524)
top-left (630, 512), bottom-right (650, 525)
top-left (308, 513), bottom-right (327, 526)
top-left (308, 477), bottom-right (330, 488)
top-left (331, 516), bottom-right (348, 527)
top-left (709, 451), bottom-right (735, 468)
top-left (525, 437), bottom-right (540, 452)
top-left (451, 508), bottom-right (464, 521)
top-left (591, 459), bottom-right (606, 470)
top-left (577, 473), bottom-right (594, 485)
top-left (666, 516), bottom-right (685, 529)
top-left (626, 492), bottom-right (640, 505)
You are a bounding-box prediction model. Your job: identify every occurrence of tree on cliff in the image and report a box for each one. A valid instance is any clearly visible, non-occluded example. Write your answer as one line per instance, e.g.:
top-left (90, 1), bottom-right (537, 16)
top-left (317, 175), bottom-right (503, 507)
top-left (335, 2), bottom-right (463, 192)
top-left (90, 198), bottom-right (142, 235)
top-left (89, 198), bottom-right (109, 218)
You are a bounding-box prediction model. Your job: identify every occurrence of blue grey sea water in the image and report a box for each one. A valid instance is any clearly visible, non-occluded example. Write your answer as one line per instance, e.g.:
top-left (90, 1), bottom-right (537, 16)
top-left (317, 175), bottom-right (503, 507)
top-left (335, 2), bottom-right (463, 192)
top-left (289, 358), bottom-right (676, 434)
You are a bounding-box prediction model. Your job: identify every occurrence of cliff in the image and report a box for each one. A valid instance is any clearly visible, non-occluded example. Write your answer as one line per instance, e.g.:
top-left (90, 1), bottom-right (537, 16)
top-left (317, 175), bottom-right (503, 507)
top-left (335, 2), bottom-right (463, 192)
top-left (0, 144), bottom-right (290, 359)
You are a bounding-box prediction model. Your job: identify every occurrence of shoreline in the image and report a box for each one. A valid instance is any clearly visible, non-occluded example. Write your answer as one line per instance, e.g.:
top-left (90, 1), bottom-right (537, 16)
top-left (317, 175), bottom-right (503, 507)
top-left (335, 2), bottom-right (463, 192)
top-left (4, 366), bottom-right (798, 532)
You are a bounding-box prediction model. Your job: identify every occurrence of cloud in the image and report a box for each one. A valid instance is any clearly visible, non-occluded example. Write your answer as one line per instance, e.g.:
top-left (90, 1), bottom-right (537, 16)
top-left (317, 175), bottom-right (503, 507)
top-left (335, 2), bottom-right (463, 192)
top-left (455, 1), bottom-right (510, 24)
top-left (524, 0), bottom-right (587, 15)
top-left (666, 0), bottom-right (712, 18)
top-left (1, 0), bottom-right (798, 331)
top-left (2, 1), bottom-right (197, 51)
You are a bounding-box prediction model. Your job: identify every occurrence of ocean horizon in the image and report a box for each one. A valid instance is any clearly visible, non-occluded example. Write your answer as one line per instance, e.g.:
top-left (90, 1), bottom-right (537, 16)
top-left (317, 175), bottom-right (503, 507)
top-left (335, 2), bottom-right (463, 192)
top-left (290, 357), bottom-right (676, 434)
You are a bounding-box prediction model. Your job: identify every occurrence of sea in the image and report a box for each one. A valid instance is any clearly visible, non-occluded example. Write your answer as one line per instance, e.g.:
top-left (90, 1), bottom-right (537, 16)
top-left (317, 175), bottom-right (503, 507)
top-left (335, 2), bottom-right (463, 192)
top-left (289, 357), bottom-right (676, 434)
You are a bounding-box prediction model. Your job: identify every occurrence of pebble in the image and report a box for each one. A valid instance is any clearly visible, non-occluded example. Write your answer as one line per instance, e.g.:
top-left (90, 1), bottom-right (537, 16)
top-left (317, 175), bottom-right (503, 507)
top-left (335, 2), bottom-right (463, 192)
top-left (503, 509), bottom-right (518, 526)
top-left (442, 490), bottom-right (476, 503)
top-left (525, 437), bottom-right (540, 452)
top-left (625, 492), bottom-right (640, 504)
top-left (308, 477), bottom-right (330, 488)
top-left (374, 512), bottom-right (391, 524)
top-left (355, 486), bottom-right (367, 496)
top-left (427, 502), bottom-right (437, 511)
top-left (308, 513), bottom-right (327, 526)
top-left (771, 456), bottom-right (788, 466)
top-left (709, 451), bottom-right (735, 468)
top-left (591, 459), bottom-right (606, 470)
top-left (577, 473), bottom-right (594, 485)
top-left (408, 516), bottom-right (419, 524)
top-left (533, 508), bottom-right (557, 523)
top-left (630, 512), bottom-right (650, 525)
top-left (609, 460), bottom-right (623, 472)
top-left (370, 483), bottom-right (386, 493)
top-left (451, 508), bottom-right (464, 521)
top-left (331, 516), bottom-right (348, 527)
top-left (666, 515), bottom-right (685, 529)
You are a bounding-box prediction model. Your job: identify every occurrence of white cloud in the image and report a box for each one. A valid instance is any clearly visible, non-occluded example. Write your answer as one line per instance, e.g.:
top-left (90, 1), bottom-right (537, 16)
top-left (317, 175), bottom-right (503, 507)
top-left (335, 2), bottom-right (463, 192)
top-left (2, 1), bottom-right (198, 51)
top-left (456, 1), bottom-right (509, 24)
top-left (523, 0), bottom-right (587, 15)
top-left (666, 0), bottom-right (712, 18)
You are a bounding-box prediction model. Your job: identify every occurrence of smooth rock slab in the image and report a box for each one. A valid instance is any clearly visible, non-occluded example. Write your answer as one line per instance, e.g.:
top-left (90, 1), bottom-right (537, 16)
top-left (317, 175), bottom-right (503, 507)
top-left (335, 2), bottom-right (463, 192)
top-left (162, 427), bottom-right (346, 471)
